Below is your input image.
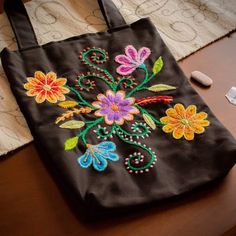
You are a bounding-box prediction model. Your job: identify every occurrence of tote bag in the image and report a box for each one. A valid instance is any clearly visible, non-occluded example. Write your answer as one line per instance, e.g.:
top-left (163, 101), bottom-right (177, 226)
top-left (1, 0), bottom-right (236, 218)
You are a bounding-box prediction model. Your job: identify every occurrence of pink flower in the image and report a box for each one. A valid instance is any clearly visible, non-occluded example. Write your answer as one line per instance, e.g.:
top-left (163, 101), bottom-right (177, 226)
top-left (115, 45), bottom-right (151, 75)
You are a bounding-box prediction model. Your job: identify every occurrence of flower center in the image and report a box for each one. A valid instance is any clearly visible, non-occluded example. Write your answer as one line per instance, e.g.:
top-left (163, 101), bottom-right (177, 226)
top-left (110, 103), bottom-right (119, 111)
top-left (181, 119), bottom-right (191, 125)
top-left (43, 84), bottom-right (51, 91)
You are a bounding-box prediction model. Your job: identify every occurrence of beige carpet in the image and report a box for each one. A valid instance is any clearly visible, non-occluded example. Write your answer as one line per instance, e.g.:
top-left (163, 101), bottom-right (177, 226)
top-left (0, 0), bottom-right (236, 156)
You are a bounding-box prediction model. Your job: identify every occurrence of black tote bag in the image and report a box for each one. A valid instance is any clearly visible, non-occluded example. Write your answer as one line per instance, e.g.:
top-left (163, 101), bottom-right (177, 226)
top-left (1, 0), bottom-right (236, 218)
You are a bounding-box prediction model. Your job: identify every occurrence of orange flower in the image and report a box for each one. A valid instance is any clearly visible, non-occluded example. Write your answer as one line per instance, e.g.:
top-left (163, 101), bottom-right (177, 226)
top-left (160, 103), bottom-right (210, 141)
top-left (24, 71), bottom-right (70, 103)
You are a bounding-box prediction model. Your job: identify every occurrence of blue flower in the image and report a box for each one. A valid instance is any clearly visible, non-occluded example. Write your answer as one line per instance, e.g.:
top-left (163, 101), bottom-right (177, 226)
top-left (77, 141), bottom-right (119, 171)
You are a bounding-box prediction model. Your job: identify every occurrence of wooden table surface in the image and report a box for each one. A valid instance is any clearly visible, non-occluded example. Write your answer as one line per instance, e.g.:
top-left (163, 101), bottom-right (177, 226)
top-left (1, 32), bottom-right (236, 236)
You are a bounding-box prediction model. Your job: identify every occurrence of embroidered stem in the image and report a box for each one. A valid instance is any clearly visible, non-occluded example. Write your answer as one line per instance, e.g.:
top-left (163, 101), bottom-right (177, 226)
top-left (95, 124), bottom-right (116, 140)
top-left (66, 85), bottom-right (95, 109)
top-left (115, 124), bottom-right (156, 173)
top-left (117, 122), bottom-right (150, 138)
top-left (114, 76), bottom-right (137, 90)
top-left (127, 65), bottom-right (149, 97)
top-left (79, 117), bottom-right (104, 145)
top-left (77, 73), bottom-right (115, 91)
top-left (55, 107), bottom-right (93, 124)
top-left (146, 73), bottom-right (155, 83)
top-left (79, 47), bottom-right (115, 84)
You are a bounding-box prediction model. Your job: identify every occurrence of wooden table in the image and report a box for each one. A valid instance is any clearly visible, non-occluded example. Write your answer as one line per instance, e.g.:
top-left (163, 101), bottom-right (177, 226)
top-left (1, 32), bottom-right (236, 236)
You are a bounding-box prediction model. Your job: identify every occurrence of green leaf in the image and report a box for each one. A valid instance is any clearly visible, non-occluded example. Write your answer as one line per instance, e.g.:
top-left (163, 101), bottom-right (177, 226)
top-left (59, 120), bottom-right (85, 129)
top-left (148, 84), bottom-right (176, 92)
top-left (64, 136), bottom-right (79, 151)
top-left (152, 56), bottom-right (164, 75)
top-left (143, 114), bottom-right (156, 130)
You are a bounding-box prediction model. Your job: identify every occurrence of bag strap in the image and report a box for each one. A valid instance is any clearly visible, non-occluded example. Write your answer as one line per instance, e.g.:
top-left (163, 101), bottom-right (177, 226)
top-left (98, 0), bottom-right (126, 29)
top-left (4, 0), bottom-right (39, 49)
top-left (4, 0), bottom-right (126, 50)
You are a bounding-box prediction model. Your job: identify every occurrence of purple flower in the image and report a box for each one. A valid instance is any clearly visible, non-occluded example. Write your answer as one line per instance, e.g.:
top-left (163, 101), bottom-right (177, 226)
top-left (92, 90), bottom-right (139, 125)
top-left (115, 45), bottom-right (151, 75)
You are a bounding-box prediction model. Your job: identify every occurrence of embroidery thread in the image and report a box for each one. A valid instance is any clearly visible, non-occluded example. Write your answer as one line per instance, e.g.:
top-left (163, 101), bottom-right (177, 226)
top-left (24, 71), bottom-right (70, 103)
top-left (63, 45), bottom-right (176, 173)
top-left (78, 141), bottom-right (119, 172)
top-left (160, 103), bottom-right (210, 140)
top-left (115, 45), bottom-right (151, 75)
top-left (92, 90), bottom-right (139, 125)
top-left (23, 45), bottom-right (210, 173)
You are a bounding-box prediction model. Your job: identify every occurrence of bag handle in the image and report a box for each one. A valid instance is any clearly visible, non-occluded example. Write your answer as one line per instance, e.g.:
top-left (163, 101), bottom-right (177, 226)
top-left (4, 0), bottom-right (126, 50)
top-left (4, 0), bottom-right (38, 49)
top-left (98, 0), bottom-right (126, 29)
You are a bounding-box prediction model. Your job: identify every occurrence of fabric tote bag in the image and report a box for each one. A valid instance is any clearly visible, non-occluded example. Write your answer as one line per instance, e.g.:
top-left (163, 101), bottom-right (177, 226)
top-left (1, 0), bottom-right (236, 218)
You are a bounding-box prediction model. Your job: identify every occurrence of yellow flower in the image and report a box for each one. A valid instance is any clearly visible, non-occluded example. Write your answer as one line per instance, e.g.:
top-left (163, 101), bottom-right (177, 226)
top-left (24, 71), bottom-right (70, 103)
top-left (160, 103), bottom-right (210, 141)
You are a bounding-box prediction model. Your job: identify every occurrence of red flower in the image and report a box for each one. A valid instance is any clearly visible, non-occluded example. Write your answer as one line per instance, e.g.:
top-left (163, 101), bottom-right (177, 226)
top-left (24, 71), bottom-right (70, 103)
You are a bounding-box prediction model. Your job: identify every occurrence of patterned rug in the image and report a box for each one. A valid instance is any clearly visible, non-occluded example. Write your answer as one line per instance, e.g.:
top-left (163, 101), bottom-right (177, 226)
top-left (0, 0), bottom-right (236, 156)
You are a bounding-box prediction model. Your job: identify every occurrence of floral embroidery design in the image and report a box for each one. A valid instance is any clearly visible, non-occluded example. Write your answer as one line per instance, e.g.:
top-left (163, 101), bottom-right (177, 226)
top-left (78, 142), bottom-right (119, 171)
top-left (92, 90), bottom-right (139, 125)
top-left (115, 45), bottom-right (151, 75)
top-left (160, 103), bottom-right (210, 140)
top-left (24, 45), bottom-right (210, 173)
top-left (24, 71), bottom-right (70, 103)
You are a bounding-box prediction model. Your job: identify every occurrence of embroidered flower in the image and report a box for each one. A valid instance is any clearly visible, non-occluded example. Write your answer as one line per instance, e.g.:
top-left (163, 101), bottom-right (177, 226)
top-left (92, 90), bottom-right (139, 125)
top-left (77, 141), bottom-right (119, 171)
top-left (24, 71), bottom-right (70, 103)
top-left (160, 103), bottom-right (210, 141)
top-left (115, 45), bottom-right (151, 75)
